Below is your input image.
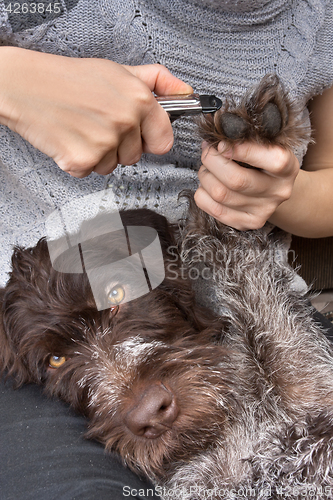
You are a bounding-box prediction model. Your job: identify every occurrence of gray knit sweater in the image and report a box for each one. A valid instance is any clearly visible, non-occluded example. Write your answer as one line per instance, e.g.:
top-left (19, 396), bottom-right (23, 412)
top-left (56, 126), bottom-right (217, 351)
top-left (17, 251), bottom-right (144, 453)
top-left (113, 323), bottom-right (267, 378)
top-left (0, 0), bottom-right (332, 285)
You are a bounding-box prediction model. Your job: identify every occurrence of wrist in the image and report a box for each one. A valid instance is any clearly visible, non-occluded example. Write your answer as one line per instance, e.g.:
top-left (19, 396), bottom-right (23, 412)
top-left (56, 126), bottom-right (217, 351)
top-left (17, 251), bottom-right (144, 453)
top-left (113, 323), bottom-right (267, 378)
top-left (0, 47), bottom-right (22, 118)
top-left (269, 168), bottom-right (333, 237)
top-left (268, 169), bottom-right (309, 233)
top-left (0, 47), bottom-right (35, 128)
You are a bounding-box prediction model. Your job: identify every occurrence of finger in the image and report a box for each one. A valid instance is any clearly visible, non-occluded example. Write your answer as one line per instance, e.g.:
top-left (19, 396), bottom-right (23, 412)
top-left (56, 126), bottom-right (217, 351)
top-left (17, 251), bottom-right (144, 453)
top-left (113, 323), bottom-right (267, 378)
top-left (65, 167), bottom-right (95, 179)
top-left (55, 149), bottom-right (98, 179)
top-left (141, 100), bottom-right (175, 155)
top-left (201, 146), bottom-right (270, 196)
top-left (93, 149), bottom-right (118, 176)
top-left (218, 141), bottom-right (299, 178)
top-left (125, 64), bottom-right (185, 155)
top-left (93, 127), bottom-right (144, 175)
top-left (198, 165), bottom-right (250, 208)
top-left (194, 186), bottom-right (262, 231)
top-left (125, 64), bottom-right (193, 96)
top-left (117, 127), bottom-right (143, 166)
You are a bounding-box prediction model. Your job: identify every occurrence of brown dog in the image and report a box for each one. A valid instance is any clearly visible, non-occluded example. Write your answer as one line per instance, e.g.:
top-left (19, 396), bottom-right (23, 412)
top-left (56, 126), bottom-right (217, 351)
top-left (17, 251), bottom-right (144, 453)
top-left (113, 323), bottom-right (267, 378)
top-left (2, 75), bottom-right (332, 499)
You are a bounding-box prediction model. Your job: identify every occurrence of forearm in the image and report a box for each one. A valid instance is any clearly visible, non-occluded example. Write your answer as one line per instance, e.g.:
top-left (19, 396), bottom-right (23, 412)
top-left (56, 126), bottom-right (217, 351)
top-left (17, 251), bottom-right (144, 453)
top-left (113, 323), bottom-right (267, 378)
top-left (0, 47), bottom-right (192, 177)
top-left (268, 167), bottom-right (333, 238)
top-left (0, 46), bottom-right (26, 127)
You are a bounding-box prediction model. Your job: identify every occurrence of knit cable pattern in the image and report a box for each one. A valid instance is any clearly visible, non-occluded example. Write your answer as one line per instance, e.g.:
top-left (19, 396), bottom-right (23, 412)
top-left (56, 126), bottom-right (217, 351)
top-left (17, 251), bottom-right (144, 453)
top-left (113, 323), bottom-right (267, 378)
top-left (0, 0), bottom-right (332, 285)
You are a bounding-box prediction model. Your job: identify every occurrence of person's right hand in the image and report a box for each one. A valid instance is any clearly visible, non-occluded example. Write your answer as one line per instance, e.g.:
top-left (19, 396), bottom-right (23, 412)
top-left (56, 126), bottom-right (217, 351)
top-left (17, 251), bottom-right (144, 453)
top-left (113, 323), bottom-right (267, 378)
top-left (0, 47), bottom-right (193, 177)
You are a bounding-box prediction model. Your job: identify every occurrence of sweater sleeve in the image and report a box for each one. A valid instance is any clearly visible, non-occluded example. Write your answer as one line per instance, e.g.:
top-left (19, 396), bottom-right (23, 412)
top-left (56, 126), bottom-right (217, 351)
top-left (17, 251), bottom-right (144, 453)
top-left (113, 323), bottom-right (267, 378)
top-left (298, 0), bottom-right (333, 101)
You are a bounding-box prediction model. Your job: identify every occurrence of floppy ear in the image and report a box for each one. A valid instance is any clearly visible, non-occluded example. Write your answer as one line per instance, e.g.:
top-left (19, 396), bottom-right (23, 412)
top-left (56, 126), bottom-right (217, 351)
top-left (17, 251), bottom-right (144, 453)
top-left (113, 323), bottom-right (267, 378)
top-left (0, 285), bottom-right (30, 385)
top-left (120, 208), bottom-right (178, 252)
top-left (0, 287), bottom-right (9, 370)
top-left (0, 241), bottom-right (52, 386)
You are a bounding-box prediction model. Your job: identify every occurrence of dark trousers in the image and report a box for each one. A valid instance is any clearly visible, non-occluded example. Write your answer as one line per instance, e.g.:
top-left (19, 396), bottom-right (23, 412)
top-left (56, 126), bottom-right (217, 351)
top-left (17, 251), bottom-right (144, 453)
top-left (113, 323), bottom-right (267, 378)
top-left (0, 378), bottom-right (159, 500)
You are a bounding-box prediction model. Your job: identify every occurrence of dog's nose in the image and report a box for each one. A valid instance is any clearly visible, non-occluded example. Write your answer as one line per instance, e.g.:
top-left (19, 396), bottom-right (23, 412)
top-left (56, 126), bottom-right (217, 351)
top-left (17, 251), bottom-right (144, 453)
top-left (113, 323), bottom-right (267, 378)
top-left (124, 383), bottom-right (179, 439)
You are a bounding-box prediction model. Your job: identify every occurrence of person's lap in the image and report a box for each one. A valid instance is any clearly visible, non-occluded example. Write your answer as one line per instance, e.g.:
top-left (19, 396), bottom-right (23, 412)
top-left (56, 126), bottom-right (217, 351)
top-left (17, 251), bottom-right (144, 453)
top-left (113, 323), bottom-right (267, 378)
top-left (0, 377), bottom-right (159, 500)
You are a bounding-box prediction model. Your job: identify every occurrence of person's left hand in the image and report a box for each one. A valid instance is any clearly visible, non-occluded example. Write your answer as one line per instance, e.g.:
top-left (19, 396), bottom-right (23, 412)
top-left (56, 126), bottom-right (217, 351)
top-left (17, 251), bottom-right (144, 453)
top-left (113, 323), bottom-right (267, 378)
top-left (194, 141), bottom-right (300, 230)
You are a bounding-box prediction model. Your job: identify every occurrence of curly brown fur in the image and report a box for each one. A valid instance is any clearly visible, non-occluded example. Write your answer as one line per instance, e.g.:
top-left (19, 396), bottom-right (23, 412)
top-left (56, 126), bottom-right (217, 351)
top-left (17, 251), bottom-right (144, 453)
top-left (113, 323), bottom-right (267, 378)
top-left (0, 208), bottom-right (229, 480)
top-left (199, 73), bottom-right (311, 152)
top-left (1, 76), bottom-right (333, 499)
top-left (2, 201), bottom-right (333, 498)
top-left (170, 195), bottom-right (333, 499)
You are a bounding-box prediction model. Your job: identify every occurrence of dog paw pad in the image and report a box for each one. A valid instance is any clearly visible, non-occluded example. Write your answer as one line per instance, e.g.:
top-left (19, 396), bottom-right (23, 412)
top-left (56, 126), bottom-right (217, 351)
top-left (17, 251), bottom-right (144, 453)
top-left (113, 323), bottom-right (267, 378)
top-left (220, 113), bottom-right (250, 140)
top-left (260, 102), bottom-right (283, 138)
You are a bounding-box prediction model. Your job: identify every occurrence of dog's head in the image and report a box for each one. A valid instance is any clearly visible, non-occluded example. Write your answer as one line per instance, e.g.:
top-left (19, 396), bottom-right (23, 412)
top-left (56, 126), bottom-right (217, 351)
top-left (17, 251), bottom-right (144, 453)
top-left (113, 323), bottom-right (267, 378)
top-left (0, 207), bottom-right (234, 479)
top-left (0, 209), bottom-right (210, 382)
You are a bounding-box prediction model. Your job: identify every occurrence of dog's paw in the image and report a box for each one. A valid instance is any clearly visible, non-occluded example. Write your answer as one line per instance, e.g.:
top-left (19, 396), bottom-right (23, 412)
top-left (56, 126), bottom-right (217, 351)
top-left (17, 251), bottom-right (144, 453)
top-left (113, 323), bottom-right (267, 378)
top-left (199, 73), bottom-right (311, 151)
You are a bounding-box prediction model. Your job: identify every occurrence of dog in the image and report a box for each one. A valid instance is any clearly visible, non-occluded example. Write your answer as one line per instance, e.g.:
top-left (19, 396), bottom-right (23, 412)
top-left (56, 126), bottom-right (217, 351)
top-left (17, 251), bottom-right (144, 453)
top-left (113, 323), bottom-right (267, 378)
top-left (2, 75), bottom-right (333, 499)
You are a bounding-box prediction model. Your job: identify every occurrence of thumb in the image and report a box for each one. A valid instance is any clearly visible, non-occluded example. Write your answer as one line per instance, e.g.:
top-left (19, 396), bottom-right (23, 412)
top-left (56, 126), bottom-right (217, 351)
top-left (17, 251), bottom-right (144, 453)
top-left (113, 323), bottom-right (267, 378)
top-left (124, 63), bottom-right (193, 96)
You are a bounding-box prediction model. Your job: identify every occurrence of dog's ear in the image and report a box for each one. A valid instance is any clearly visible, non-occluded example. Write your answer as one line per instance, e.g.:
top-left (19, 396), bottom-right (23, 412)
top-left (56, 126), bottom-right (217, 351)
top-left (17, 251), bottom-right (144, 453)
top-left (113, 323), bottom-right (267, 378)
top-left (120, 208), bottom-right (177, 253)
top-left (0, 285), bottom-right (31, 385)
top-left (0, 240), bottom-right (52, 386)
top-left (0, 287), bottom-right (10, 372)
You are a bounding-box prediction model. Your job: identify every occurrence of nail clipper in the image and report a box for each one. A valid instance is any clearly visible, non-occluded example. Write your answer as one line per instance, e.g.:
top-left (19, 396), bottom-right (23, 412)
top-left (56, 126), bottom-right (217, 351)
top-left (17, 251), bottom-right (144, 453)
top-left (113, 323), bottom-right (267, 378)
top-left (156, 93), bottom-right (222, 121)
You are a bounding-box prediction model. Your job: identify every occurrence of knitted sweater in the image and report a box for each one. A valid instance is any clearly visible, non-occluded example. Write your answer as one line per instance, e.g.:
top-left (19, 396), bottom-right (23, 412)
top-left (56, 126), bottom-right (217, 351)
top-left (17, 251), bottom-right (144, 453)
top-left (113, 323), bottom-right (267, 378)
top-left (0, 0), bottom-right (332, 285)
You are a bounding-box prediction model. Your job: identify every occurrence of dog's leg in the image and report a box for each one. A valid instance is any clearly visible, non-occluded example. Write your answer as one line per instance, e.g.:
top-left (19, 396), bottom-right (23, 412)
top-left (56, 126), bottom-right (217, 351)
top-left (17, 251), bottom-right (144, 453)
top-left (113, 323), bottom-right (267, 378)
top-left (179, 77), bottom-right (333, 491)
top-left (187, 73), bottom-right (332, 412)
top-left (183, 199), bottom-right (333, 414)
top-left (181, 200), bottom-right (333, 491)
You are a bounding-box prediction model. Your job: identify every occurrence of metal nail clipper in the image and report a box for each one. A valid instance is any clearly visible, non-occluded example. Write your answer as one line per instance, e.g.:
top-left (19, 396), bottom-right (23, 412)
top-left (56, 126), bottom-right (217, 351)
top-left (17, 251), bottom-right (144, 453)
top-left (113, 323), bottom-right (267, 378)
top-left (156, 93), bottom-right (222, 121)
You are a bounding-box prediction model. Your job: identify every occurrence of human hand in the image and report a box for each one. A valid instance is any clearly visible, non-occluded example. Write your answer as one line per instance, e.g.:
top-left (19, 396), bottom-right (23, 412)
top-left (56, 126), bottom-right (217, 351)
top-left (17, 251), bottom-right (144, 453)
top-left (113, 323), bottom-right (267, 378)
top-left (194, 141), bottom-right (300, 230)
top-left (0, 47), bottom-right (193, 178)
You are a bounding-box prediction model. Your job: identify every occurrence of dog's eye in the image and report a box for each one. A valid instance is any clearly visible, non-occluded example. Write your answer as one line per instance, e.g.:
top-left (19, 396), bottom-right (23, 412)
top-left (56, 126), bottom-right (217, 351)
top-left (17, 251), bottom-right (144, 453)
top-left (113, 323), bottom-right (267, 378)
top-left (107, 285), bottom-right (125, 305)
top-left (49, 355), bottom-right (66, 368)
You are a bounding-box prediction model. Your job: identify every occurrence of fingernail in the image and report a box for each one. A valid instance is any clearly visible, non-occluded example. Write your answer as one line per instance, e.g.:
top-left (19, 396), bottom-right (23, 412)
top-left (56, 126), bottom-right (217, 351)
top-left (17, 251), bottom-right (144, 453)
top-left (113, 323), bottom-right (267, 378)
top-left (218, 141), bottom-right (232, 157)
top-left (201, 141), bottom-right (209, 150)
